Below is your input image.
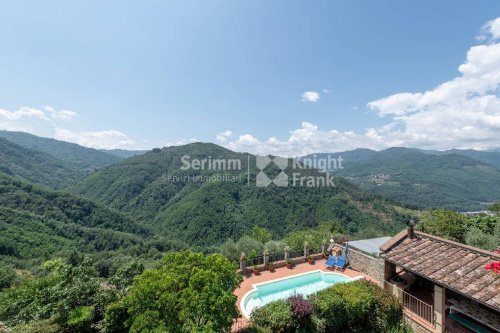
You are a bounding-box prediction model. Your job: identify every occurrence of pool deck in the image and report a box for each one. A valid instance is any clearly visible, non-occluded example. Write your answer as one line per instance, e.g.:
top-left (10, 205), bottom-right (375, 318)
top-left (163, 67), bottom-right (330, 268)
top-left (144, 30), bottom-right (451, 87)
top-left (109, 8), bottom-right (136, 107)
top-left (232, 258), bottom-right (374, 331)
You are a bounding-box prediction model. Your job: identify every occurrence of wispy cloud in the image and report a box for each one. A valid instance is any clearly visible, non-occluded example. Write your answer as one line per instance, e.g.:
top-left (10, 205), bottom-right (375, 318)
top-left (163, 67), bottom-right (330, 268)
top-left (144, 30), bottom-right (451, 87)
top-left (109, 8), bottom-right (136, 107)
top-left (54, 128), bottom-right (136, 150)
top-left (0, 105), bottom-right (137, 149)
top-left (216, 130), bottom-right (233, 142)
top-left (476, 17), bottom-right (500, 42)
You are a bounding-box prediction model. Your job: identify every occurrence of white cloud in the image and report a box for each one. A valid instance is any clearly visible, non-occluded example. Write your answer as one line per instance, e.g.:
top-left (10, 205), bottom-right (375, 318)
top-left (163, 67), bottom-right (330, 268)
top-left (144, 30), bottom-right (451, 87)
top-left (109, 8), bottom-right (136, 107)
top-left (216, 130), bottom-right (233, 142)
top-left (301, 91), bottom-right (320, 103)
top-left (225, 18), bottom-right (500, 155)
top-left (54, 128), bottom-right (136, 150)
top-left (322, 89), bottom-right (331, 94)
top-left (0, 105), bottom-right (137, 149)
top-left (164, 138), bottom-right (197, 147)
top-left (43, 105), bottom-right (77, 120)
top-left (225, 122), bottom-right (384, 156)
top-left (477, 17), bottom-right (500, 41)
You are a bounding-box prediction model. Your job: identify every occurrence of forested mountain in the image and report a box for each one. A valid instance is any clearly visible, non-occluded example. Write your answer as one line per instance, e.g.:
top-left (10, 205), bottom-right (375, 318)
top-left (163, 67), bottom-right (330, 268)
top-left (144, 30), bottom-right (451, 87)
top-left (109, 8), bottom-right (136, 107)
top-left (304, 147), bottom-right (500, 211)
top-left (0, 173), bottom-right (162, 269)
top-left (100, 148), bottom-right (148, 158)
top-left (0, 138), bottom-right (83, 189)
top-left (427, 148), bottom-right (500, 169)
top-left (73, 143), bottom-right (411, 247)
top-left (0, 130), bottom-right (121, 170)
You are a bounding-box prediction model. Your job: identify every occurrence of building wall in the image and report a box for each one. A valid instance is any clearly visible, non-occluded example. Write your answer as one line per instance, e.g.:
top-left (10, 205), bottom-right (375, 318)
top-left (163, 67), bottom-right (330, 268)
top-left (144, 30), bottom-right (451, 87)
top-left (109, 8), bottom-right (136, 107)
top-left (347, 248), bottom-right (385, 284)
top-left (404, 315), bottom-right (434, 333)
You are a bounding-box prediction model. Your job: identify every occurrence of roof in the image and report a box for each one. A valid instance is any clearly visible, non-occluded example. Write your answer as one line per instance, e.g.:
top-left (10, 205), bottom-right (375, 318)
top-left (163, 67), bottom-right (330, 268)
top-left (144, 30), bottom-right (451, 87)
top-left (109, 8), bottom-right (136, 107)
top-left (347, 236), bottom-right (391, 256)
top-left (380, 231), bottom-right (500, 311)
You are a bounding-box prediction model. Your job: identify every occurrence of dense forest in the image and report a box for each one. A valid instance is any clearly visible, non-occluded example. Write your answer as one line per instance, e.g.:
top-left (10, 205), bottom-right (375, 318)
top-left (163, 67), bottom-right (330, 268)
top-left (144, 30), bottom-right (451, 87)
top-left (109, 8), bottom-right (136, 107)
top-left (305, 147), bottom-right (500, 211)
top-left (0, 173), bottom-right (189, 272)
top-left (72, 143), bottom-right (412, 246)
top-left (0, 138), bottom-right (84, 189)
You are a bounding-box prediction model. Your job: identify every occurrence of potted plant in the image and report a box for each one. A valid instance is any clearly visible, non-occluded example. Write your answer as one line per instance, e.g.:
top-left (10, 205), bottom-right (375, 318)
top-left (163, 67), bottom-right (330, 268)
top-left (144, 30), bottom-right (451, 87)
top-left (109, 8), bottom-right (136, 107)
top-left (307, 255), bottom-right (314, 264)
top-left (267, 263), bottom-right (274, 272)
top-left (252, 265), bottom-right (259, 275)
top-left (286, 258), bottom-right (293, 269)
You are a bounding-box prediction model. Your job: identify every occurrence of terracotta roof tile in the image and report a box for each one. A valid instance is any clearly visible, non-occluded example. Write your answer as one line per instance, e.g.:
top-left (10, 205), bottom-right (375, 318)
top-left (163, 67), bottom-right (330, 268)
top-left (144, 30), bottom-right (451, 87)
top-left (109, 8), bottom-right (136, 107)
top-left (380, 231), bottom-right (500, 311)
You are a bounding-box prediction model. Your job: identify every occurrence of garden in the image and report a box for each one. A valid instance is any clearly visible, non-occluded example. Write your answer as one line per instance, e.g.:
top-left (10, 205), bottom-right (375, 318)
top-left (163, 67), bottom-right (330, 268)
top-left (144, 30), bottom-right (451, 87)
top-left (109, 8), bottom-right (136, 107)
top-left (243, 279), bottom-right (415, 333)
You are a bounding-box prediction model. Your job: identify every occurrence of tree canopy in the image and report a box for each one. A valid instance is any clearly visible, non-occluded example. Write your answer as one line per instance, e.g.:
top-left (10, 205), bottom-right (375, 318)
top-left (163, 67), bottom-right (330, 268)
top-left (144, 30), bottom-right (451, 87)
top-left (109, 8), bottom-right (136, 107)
top-left (105, 251), bottom-right (243, 333)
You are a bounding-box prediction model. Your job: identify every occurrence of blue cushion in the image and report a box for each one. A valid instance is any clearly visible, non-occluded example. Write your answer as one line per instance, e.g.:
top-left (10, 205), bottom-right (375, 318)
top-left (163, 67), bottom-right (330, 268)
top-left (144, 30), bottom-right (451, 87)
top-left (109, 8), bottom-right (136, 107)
top-left (335, 256), bottom-right (347, 268)
top-left (325, 256), bottom-right (337, 267)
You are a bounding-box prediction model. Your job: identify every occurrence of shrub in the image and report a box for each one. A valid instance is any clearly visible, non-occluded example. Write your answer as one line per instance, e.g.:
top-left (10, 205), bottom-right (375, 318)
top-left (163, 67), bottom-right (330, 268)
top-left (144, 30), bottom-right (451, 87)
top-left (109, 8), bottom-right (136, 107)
top-left (465, 227), bottom-right (498, 251)
top-left (250, 299), bottom-right (293, 333)
top-left (10, 316), bottom-right (60, 333)
top-left (329, 281), bottom-right (378, 332)
top-left (0, 264), bottom-right (15, 290)
top-left (264, 240), bottom-right (285, 254)
top-left (288, 294), bottom-right (312, 325)
top-left (309, 280), bottom-right (403, 332)
top-left (248, 281), bottom-right (404, 332)
top-left (309, 288), bottom-right (347, 332)
top-left (358, 280), bottom-right (403, 331)
top-left (67, 305), bottom-right (94, 330)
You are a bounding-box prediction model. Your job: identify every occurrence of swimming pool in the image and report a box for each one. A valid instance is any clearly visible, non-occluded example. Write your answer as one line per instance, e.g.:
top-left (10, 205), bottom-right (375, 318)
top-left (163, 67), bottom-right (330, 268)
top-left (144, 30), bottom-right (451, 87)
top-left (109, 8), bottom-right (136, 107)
top-left (240, 270), bottom-right (352, 318)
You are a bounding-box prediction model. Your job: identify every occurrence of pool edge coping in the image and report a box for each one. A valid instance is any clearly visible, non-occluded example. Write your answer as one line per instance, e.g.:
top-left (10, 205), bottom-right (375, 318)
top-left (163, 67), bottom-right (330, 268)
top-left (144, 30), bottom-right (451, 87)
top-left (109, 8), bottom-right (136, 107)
top-left (240, 269), bottom-right (360, 319)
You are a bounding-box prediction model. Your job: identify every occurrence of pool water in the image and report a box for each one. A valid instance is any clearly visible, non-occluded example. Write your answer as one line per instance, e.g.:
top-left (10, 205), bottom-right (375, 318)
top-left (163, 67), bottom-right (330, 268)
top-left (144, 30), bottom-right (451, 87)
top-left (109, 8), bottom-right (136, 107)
top-left (241, 270), bottom-right (351, 318)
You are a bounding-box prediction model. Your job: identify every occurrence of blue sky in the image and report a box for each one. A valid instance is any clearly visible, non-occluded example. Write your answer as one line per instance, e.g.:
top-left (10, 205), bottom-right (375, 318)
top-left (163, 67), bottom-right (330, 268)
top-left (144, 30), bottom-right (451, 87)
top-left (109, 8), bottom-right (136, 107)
top-left (0, 1), bottom-right (499, 155)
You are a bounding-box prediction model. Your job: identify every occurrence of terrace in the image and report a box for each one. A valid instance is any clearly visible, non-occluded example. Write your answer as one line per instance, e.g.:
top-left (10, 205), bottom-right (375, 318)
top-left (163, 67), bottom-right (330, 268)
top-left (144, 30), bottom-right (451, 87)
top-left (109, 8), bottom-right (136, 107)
top-left (231, 248), bottom-right (373, 332)
top-left (231, 231), bottom-right (500, 333)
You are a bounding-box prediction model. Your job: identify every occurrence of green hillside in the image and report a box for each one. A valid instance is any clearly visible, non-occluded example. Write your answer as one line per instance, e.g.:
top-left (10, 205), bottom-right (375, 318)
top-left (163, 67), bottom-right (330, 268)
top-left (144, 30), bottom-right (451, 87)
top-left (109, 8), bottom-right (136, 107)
top-left (0, 173), bottom-right (154, 269)
top-left (73, 143), bottom-right (410, 246)
top-left (0, 137), bottom-right (84, 189)
top-left (314, 147), bottom-right (500, 211)
top-left (0, 130), bottom-right (120, 170)
top-left (100, 148), bottom-right (148, 158)
top-left (429, 148), bottom-right (500, 169)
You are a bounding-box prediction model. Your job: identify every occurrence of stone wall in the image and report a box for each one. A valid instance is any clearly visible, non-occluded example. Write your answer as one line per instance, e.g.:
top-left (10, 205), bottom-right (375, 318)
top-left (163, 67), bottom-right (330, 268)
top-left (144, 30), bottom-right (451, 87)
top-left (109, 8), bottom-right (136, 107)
top-left (403, 315), bottom-right (434, 333)
top-left (347, 247), bottom-right (385, 284)
top-left (238, 252), bottom-right (324, 275)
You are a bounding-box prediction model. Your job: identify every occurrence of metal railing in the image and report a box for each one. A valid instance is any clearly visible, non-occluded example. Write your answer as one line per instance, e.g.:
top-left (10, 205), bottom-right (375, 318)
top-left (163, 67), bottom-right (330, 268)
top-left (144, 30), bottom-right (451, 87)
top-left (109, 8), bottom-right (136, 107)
top-left (244, 249), bottom-right (321, 267)
top-left (289, 250), bottom-right (304, 259)
top-left (268, 252), bottom-right (285, 262)
top-left (401, 290), bottom-right (434, 325)
top-left (245, 255), bottom-right (264, 267)
top-left (384, 281), bottom-right (434, 325)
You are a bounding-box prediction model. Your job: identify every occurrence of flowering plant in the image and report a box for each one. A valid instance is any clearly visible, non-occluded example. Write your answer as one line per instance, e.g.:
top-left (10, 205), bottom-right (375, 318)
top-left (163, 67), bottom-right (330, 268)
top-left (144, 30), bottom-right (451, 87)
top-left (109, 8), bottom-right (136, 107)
top-left (288, 294), bottom-right (312, 324)
top-left (484, 250), bottom-right (500, 275)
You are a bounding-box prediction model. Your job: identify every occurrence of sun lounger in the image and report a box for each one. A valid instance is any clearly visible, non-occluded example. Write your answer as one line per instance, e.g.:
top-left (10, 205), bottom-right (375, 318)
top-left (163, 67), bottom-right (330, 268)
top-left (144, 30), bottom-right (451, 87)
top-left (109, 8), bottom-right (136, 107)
top-left (334, 255), bottom-right (347, 270)
top-left (325, 255), bottom-right (337, 269)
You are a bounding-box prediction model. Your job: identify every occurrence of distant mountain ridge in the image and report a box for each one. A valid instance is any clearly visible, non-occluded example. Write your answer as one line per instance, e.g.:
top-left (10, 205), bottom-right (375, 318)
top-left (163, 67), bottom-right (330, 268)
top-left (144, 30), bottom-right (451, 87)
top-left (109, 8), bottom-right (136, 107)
top-left (0, 130), bottom-right (121, 169)
top-left (72, 142), bottom-right (411, 246)
top-left (302, 147), bottom-right (500, 211)
top-left (100, 148), bottom-right (148, 159)
top-left (1, 129), bottom-right (499, 212)
top-left (0, 137), bottom-right (83, 189)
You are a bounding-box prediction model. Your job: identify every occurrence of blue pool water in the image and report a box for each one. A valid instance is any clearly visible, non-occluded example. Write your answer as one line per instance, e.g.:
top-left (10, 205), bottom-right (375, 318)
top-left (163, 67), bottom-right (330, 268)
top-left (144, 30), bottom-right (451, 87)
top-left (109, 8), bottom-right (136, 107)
top-left (241, 270), bottom-right (351, 318)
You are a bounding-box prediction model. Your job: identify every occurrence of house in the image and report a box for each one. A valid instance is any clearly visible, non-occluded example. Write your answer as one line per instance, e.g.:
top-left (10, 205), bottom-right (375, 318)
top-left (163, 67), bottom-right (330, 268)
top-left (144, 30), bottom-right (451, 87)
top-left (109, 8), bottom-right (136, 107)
top-left (380, 225), bottom-right (500, 333)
